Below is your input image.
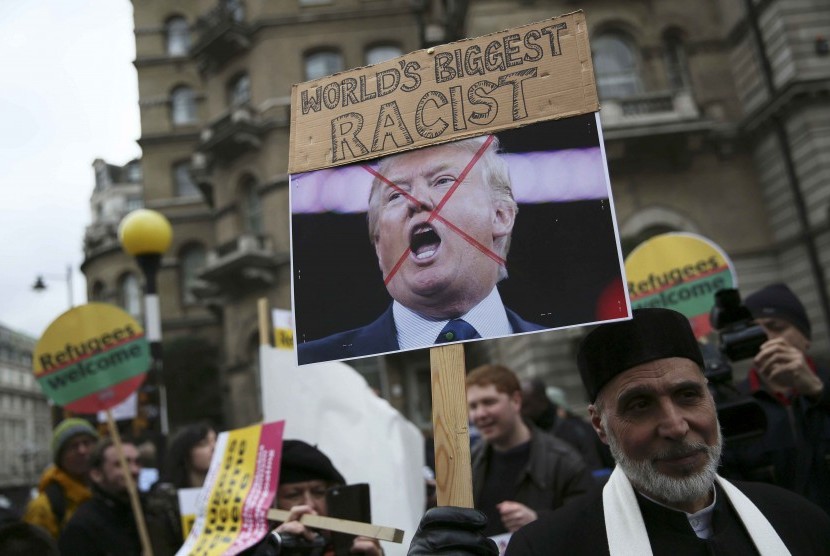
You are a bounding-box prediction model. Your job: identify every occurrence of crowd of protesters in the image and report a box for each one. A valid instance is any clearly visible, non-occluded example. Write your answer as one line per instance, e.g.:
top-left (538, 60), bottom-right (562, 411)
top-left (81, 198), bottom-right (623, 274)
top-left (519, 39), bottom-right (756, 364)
top-left (2, 282), bottom-right (829, 555)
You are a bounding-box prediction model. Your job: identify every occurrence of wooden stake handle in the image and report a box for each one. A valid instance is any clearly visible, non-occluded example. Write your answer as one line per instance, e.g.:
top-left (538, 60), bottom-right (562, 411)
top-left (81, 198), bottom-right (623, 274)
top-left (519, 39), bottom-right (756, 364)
top-left (265, 509), bottom-right (405, 543)
top-left (258, 298), bottom-right (271, 347)
top-left (106, 410), bottom-right (154, 556)
top-left (430, 344), bottom-right (474, 507)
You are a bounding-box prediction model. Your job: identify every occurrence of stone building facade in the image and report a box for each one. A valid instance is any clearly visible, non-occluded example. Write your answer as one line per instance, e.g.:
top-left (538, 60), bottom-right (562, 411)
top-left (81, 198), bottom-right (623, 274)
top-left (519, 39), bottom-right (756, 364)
top-left (0, 323), bottom-right (51, 509)
top-left (81, 0), bottom-right (829, 430)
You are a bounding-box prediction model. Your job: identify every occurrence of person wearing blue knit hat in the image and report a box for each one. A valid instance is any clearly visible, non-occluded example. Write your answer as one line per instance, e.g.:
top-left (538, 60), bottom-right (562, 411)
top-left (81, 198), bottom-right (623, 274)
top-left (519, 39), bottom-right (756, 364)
top-left (720, 283), bottom-right (830, 515)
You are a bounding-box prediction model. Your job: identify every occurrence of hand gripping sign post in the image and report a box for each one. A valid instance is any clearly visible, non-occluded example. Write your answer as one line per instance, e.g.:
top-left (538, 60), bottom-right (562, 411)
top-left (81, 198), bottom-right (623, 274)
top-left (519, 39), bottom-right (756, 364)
top-left (289, 11), bottom-right (630, 508)
top-left (33, 302), bottom-right (154, 555)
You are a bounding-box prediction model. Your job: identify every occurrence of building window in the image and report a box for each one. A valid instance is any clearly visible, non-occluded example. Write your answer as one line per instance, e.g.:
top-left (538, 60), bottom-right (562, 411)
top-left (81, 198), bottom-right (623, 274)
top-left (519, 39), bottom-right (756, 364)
top-left (95, 165), bottom-right (111, 190)
top-left (227, 72), bottom-right (251, 107)
top-left (621, 224), bottom-right (678, 257)
top-left (170, 86), bottom-right (197, 125)
top-left (663, 30), bottom-right (689, 90)
top-left (126, 196), bottom-right (143, 212)
top-left (592, 33), bottom-right (642, 99)
top-left (118, 273), bottom-right (142, 320)
top-left (365, 44), bottom-right (403, 66)
top-left (126, 161), bottom-right (142, 183)
top-left (166, 16), bottom-right (190, 56)
top-left (180, 244), bottom-right (207, 305)
top-left (304, 49), bottom-right (344, 81)
top-left (224, 0), bottom-right (245, 22)
top-left (173, 162), bottom-right (200, 198)
top-left (240, 176), bottom-right (263, 234)
top-left (91, 281), bottom-right (106, 302)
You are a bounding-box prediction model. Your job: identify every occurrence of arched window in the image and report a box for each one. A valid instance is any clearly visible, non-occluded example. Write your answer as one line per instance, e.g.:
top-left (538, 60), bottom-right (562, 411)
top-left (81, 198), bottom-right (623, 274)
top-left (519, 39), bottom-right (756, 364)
top-left (118, 273), bottom-right (142, 320)
top-left (592, 32), bottom-right (642, 99)
top-left (165, 16), bottom-right (190, 56)
top-left (663, 29), bottom-right (689, 90)
top-left (91, 280), bottom-right (106, 302)
top-left (365, 44), bottom-right (403, 65)
top-left (180, 244), bottom-right (207, 304)
top-left (304, 49), bottom-right (344, 81)
top-left (621, 224), bottom-right (678, 257)
top-left (125, 160), bottom-right (142, 183)
top-left (240, 175), bottom-right (263, 234)
top-left (170, 86), bottom-right (197, 125)
top-left (173, 161), bottom-right (200, 197)
top-left (227, 72), bottom-right (251, 107)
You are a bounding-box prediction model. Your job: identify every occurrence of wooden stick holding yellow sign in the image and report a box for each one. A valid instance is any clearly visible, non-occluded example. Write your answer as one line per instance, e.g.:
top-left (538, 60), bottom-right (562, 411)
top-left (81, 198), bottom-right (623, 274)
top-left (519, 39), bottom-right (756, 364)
top-left (105, 409), bottom-right (154, 556)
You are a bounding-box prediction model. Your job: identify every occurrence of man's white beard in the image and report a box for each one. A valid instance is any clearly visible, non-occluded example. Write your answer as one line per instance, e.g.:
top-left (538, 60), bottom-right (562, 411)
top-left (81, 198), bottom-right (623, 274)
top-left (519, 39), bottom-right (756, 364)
top-left (604, 419), bottom-right (723, 506)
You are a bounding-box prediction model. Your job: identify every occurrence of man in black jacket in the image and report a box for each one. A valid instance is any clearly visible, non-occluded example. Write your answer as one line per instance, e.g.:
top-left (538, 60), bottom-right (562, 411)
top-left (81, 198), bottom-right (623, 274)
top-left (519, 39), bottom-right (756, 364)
top-left (409, 309), bottom-right (830, 555)
top-left (58, 438), bottom-right (170, 556)
top-left (466, 364), bottom-right (593, 540)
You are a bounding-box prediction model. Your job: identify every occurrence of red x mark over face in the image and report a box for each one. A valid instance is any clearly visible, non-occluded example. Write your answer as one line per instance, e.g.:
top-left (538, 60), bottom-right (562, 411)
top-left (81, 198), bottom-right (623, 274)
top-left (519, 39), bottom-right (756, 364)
top-left (363, 137), bottom-right (516, 319)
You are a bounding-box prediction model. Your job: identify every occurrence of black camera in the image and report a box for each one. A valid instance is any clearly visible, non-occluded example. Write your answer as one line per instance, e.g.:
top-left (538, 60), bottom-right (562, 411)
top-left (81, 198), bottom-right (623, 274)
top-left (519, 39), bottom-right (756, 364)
top-left (271, 531), bottom-right (326, 556)
top-left (704, 288), bottom-right (767, 443)
top-left (710, 288), bottom-right (768, 363)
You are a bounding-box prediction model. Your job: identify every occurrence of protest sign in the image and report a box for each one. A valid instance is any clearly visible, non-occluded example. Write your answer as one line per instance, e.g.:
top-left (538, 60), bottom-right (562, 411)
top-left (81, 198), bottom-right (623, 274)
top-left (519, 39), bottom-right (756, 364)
top-left (33, 302), bottom-right (150, 413)
top-left (291, 114), bottom-right (627, 366)
top-left (33, 303), bottom-right (155, 553)
top-left (287, 10), bottom-right (626, 508)
top-left (272, 308), bottom-right (293, 350)
top-left (289, 12), bottom-right (597, 173)
top-left (178, 421), bottom-right (284, 556)
top-left (625, 232), bottom-right (737, 338)
top-left (289, 12), bottom-right (628, 366)
top-left (178, 487), bottom-right (202, 540)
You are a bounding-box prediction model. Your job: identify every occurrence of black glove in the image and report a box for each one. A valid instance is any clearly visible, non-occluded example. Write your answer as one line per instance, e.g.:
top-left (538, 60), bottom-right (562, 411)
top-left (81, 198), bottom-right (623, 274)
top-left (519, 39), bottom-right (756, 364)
top-left (408, 506), bottom-right (499, 556)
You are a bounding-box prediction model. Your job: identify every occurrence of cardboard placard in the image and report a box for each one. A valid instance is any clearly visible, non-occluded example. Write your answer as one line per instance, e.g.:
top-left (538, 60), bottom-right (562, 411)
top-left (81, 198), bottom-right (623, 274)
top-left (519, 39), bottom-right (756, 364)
top-left (289, 11), bottom-right (597, 173)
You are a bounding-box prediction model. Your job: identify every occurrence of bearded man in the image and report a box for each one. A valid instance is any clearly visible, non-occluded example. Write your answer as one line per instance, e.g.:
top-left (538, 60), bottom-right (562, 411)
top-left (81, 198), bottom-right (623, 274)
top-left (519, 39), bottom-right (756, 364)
top-left (409, 308), bottom-right (830, 555)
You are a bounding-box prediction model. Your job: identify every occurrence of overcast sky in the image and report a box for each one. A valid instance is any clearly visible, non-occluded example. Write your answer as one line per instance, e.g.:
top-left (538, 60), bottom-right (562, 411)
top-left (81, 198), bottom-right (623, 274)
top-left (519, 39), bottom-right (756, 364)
top-left (0, 1), bottom-right (140, 339)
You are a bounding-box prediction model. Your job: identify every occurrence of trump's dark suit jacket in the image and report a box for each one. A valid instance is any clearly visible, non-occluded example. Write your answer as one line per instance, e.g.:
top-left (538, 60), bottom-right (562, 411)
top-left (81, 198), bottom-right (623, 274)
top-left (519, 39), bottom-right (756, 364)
top-left (297, 304), bottom-right (544, 365)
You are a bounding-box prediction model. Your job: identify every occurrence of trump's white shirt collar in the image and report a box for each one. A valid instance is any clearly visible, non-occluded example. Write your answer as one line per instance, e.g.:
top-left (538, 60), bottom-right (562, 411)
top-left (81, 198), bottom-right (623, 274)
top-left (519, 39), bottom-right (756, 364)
top-left (393, 287), bottom-right (513, 350)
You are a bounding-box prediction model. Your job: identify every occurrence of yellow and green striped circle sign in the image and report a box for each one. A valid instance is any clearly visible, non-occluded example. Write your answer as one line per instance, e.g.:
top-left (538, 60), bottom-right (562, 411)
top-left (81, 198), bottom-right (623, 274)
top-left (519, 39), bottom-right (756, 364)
top-left (33, 303), bottom-right (150, 413)
top-left (625, 233), bottom-right (736, 338)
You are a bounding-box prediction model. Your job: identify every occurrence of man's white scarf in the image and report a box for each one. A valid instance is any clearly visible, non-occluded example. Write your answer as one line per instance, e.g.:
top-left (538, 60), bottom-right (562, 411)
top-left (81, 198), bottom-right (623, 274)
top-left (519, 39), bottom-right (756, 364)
top-left (602, 466), bottom-right (790, 555)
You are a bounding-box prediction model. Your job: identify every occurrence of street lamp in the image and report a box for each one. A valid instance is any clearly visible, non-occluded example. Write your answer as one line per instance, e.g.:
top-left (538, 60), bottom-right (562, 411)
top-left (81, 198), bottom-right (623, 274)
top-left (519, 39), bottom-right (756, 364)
top-left (32, 265), bottom-right (74, 308)
top-left (118, 209), bottom-right (173, 435)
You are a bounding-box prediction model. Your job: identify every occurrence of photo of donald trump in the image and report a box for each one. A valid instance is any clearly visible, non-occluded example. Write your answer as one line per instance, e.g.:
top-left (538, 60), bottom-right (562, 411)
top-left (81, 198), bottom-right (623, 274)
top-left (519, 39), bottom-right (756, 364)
top-left (291, 114), bottom-right (628, 365)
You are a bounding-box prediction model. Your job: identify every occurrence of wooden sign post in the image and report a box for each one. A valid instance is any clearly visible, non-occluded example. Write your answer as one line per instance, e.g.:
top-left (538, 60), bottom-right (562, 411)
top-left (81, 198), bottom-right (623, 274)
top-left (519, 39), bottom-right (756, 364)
top-left (106, 409), bottom-right (154, 556)
top-left (430, 344), bottom-right (474, 507)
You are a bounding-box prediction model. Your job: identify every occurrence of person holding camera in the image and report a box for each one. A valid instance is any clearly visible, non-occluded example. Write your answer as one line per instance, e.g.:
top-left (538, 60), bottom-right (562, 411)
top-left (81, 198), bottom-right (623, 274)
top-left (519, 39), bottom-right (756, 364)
top-left (246, 440), bottom-right (383, 556)
top-left (720, 283), bottom-right (830, 515)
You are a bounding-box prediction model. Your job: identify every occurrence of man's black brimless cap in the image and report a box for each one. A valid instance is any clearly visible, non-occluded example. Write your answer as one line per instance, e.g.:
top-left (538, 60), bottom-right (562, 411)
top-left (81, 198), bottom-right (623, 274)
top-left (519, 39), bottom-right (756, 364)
top-left (577, 308), bottom-right (704, 402)
top-left (280, 440), bottom-right (346, 486)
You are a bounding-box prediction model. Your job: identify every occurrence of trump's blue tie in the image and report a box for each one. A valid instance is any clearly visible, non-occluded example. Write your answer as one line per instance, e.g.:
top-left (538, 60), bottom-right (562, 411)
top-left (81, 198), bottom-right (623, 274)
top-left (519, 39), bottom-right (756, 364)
top-left (435, 319), bottom-right (481, 344)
